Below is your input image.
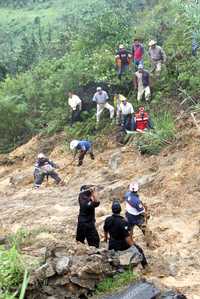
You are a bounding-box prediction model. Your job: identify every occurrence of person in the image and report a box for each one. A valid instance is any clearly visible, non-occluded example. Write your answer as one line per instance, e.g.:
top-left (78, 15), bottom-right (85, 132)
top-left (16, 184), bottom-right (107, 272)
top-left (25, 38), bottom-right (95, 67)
top-left (92, 87), bottom-right (114, 123)
top-left (135, 107), bottom-right (153, 132)
top-left (70, 140), bottom-right (95, 166)
top-left (104, 199), bottom-right (148, 269)
top-left (34, 153), bottom-right (62, 188)
top-left (68, 91), bottom-right (82, 126)
top-left (76, 185), bottom-right (100, 248)
top-left (119, 98), bottom-right (135, 131)
top-left (134, 64), bottom-right (151, 102)
top-left (115, 44), bottom-right (132, 79)
top-left (132, 39), bottom-right (144, 69)
top-left (113, 93), bottom-right (126, 124)
top-left (148, 40), bottom-right (166, 76)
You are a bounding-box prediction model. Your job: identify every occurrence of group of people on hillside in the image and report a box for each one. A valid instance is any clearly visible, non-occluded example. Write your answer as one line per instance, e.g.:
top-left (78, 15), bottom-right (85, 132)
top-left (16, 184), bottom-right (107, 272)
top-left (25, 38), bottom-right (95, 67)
top-left (115, 39), bottom-right (166, 79)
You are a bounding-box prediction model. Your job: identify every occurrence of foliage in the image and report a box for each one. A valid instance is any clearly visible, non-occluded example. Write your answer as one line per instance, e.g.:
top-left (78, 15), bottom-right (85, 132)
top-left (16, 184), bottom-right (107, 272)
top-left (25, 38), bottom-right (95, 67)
top-left (95, 269), bottom-right (138, 295)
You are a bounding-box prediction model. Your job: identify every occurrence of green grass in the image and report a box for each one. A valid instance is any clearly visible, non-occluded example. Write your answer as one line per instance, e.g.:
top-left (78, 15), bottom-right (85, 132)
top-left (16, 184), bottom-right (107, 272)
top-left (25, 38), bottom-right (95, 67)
top-left (95, 270), bottom-right (138, 295)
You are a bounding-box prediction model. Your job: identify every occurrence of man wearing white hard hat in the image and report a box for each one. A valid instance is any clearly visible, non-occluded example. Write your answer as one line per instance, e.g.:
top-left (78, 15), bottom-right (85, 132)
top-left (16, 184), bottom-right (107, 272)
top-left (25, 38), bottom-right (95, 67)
top-left (92, 87), bottom-right (114, 123)
top-left (125, 182), bottom-right (147, 237)
top-left (70, 140), bottom-right (94, 166)
top-left (148, 40), bottom-right (166, 76)
top-left (34, 153), bottom-right (62, 188)
top-left (115, 44), bottom-right (132, 79)
top-left (134, 64), bottom-right (151, 102)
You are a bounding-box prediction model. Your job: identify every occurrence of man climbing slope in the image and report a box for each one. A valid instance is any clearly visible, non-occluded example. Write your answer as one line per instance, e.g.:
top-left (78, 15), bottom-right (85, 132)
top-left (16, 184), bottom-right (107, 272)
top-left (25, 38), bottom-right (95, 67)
top-left (76, 185), bottom-right (100, 248)
top-left (104, 199), bottom-right (148, 269)
top-left (134, 64), bottom-right (151, 102)
top-left (92, 87), bottom-right (114, 123)
top-left (148, 40), bottom-right (166, 76)
top-left (132, 38), bottom-right (144, 69)
top-left (34, 153), bottom-right (62, 188)
top-left (70, 140), bottom-right (94, 166)
top-left (115, 44), bottom-right (132, 79)
top-left (135, 107), bottom-right (153, 132)
top-left (68, 91), bottom-right (82, 126)
top-left (119, 98), bottom-right (135, 131)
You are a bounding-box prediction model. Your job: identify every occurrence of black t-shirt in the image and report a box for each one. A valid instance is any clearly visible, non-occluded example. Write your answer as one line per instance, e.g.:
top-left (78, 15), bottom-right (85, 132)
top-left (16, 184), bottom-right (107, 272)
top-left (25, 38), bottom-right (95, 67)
top-left (116, 50), bottom-right (129, 65)
top-left (104, 214), bottom-right (130, 241)
top-left (78, 193), bottom-right (100, 223)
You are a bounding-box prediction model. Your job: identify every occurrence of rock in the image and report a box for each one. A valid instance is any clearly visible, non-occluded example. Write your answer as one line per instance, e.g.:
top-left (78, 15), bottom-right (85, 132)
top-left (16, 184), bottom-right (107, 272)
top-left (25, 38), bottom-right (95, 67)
top-left (134, 174), bottom-right (156, 187)
top-left (118, 246), bottom-right (143, 267)
top-left (108, 151), bottom-right (122, 171)
top-left (55, 256), bottom-right (71, 275)
top-left (0, 236), bottom-right (7, 245)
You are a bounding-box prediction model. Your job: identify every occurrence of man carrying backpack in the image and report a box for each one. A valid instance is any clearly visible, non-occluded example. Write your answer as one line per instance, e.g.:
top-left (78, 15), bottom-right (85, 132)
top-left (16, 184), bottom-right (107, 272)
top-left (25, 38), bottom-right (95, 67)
top-left (148, 40), bottom-right (166, 76)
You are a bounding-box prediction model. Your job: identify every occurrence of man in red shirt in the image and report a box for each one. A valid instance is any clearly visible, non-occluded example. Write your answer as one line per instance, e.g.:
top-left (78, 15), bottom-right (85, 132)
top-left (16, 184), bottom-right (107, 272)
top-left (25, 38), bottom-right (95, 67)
top-left (135, 107), bottom-right (153, 132)
top-left (132, 39), bottom-right (144, 69)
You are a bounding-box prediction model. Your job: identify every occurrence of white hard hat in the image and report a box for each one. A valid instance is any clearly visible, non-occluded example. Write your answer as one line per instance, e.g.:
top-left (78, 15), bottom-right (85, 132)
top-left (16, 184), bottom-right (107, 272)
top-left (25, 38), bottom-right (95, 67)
top-left (70, 140), bottom-right (79, 150)
top-left (149, 40), bottom-right (157, 46)
top-left (129, 182), bottom-right (139, 192)
top-left (119, 44), bottom-right (124, 49)
top-left (96, 87), bottom-right (102, 91)
top-left (138, 63), bottom-right (144, 69)
top-left (38, 153), bottom-right (45, 159)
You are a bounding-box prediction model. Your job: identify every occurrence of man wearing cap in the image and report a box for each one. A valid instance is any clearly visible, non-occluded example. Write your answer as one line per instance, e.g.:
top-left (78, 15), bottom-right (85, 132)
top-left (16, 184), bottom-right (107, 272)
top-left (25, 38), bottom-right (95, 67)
top-left (76, 185), bottom-right (100, 248)
top-left (148, 40), bottom-right (166, 75)
top-left (119, 98), bottom-right (135, 131)
top-left (115, 44), bottom-right (132, 79)
top-left (134, 64), bottom-right (151, 102)
top-left (68, 91), bottom-right (82, 126)
top-left (104, 199), bottom-right (148, 269)
top-left (34, 153), bottom-right (62, 188)
top-left (125, 182), bottom-right (147, 237)
top-left (92, 87), bottom-right (114, 123)
top-left (70, 140), bottom-right (94, 166)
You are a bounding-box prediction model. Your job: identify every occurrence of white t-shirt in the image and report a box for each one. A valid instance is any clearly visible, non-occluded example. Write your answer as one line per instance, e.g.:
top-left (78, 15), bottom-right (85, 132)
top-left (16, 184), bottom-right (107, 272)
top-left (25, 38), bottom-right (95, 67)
top-left (119, 102), bottom-right (134, 115)
top-left (68, 94), bottom-right (82, 110)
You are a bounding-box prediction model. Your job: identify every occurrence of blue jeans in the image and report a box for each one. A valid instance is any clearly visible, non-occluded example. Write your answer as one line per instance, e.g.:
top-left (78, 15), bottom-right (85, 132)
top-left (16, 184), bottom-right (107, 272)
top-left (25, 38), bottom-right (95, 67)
top-left (133, 59), bottom-right (143, 68)
top-left (121, 114), bottom-right (135, 131)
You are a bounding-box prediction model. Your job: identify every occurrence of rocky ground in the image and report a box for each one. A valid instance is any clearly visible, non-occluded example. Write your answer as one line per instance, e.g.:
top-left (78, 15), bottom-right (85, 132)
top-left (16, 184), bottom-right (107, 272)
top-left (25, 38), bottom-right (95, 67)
top-left (0, 127), bottom-right (200, 298)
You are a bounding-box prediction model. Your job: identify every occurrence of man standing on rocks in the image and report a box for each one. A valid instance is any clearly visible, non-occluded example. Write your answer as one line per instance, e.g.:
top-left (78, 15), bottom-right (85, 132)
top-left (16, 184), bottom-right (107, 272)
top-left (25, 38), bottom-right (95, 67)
top-left (76, 185), bottom-right (100, 248)
top-left (104, 199), bottom-right (148, 269)
top-left (92, 87), bottom-right (114, 123)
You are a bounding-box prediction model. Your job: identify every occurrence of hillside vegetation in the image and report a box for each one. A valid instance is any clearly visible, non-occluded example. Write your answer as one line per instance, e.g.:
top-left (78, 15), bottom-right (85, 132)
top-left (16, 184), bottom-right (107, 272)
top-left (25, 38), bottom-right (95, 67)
top-left (0, 0), bottom-right (199, 153)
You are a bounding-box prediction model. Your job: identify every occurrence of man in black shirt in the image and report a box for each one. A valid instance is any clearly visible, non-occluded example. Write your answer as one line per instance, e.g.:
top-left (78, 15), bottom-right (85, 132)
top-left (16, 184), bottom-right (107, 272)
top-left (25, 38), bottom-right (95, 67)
top-left (76, 185), bottom-right (100, 248)
top-left (104, 199), bottom-right (148, 268)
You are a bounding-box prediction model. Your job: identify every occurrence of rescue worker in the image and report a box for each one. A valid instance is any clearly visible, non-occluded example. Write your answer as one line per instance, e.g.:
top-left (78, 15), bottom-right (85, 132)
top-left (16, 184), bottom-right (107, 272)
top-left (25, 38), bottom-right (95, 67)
top-left (135, 107), bottom-right (153, 132)
top-left (113, 93), bottom-right (126, 125)
top-left (134, 64), bottom-right (151, 102)
top-left (104, 199), bottom-right (148, 269)
top-left (70, 140), bottom-right (95, 166)
top-left (68, 91), bottom-right (82, 126)
top-left (132, 38), bottom-right (144, 69)
top-left (115, 44), bottom-right (132, 80)
top-left (148, 40), bottom-right (166, 76)
top-left (76, 185), bottom-right (100, 248)
top-left (34, 153), bottom-right (62, 188)
top-left (92, 87), bottom-right (114, 123)
top-left (119, 98), bottom-right (135, 131)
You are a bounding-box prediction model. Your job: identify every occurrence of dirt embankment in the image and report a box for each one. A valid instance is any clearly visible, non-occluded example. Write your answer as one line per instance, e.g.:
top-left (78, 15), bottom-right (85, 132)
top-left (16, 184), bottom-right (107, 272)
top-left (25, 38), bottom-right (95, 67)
top-left (0, 128), bottom-right (199, 299)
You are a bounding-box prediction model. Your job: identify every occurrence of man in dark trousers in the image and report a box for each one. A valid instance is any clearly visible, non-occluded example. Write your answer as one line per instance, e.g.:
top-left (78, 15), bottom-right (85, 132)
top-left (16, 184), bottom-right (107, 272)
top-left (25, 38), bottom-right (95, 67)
top-left (34, 153), bottom-right (62, 188)
top-left (76, 185), bottom-right (100, 248)
top-left (103, 199), bottom-right (148, 269)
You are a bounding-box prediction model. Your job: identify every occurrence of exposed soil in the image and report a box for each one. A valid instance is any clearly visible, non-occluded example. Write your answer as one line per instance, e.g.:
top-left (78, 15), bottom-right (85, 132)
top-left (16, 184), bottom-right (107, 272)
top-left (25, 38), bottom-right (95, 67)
top-left (0, 127), bottom-right (199, 299)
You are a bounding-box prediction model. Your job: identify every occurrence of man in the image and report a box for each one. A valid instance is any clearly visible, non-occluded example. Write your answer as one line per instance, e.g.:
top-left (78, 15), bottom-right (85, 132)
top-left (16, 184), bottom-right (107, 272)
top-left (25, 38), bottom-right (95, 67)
top-left (132, 39), bottom-right (144, 68)
top-left (76, 185), bottom-right (100, 248)
top-left (134, 64), bottom-right (151, 102)
top-left (148, 40), bottom-right (166, 75)
top-left (68, 91), bottom-right (82, 125)
top-left (34, 153), bottom-right (62, 188)
top-left (70, 140), bottom-right (94, 166)
top-left (104, 199), bottom-right (148, 269)
top-left (115, 44), bottom-right (132, 79)
top-left (125, 182), bottom-right (147, 236)
top-left (119, 98), bottom-right (135, 131)
top-left (92, 87), bottom-right (114, 123)
top-left (113, 93), bottom-right (126, 124)
top-left (135, 107), bottom-right (153, 132)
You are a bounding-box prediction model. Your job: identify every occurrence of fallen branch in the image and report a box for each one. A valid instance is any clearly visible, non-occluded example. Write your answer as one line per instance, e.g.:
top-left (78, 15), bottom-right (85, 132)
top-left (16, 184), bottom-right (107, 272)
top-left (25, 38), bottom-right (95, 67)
top-left (190, 112), bottom-right (200, 132)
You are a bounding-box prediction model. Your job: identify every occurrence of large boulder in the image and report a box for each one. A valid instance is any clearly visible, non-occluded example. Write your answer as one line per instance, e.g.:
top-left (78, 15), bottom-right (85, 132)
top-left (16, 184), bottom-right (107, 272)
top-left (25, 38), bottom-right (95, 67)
top-left (118, 245), bottom-right (143, 267)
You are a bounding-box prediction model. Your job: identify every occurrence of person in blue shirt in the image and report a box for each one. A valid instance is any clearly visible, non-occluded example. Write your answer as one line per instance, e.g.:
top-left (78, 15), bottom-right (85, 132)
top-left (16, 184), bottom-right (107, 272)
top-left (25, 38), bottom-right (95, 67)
top-left (125, 181), bottom-right (147, 236)
top-left (70, 140), bottom-right (95, 166)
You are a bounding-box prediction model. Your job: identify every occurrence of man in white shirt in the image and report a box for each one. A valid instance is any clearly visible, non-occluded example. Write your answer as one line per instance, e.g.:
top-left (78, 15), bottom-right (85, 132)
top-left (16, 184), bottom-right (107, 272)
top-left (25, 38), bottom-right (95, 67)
top-left (92, 87), bottom-right (114, 123)
top-left (68, 91), bottom-right (82, 125)
top-left (119, 98), bottom-right (135, 130)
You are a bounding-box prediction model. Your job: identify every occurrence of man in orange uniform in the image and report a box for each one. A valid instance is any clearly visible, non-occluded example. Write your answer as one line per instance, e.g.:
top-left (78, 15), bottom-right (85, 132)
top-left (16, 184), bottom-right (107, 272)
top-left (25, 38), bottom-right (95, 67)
top-left (135, 107), bottom-right (153, 132)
